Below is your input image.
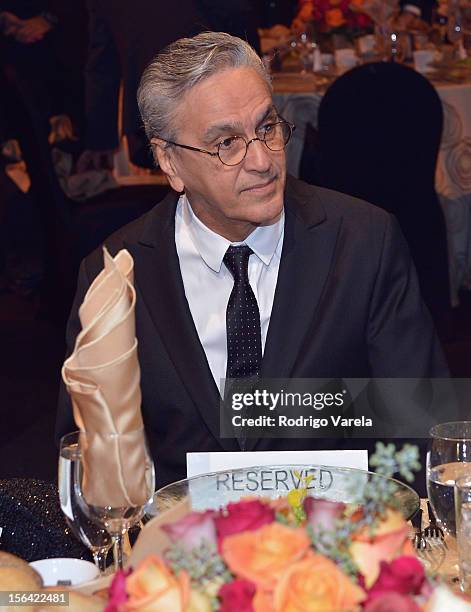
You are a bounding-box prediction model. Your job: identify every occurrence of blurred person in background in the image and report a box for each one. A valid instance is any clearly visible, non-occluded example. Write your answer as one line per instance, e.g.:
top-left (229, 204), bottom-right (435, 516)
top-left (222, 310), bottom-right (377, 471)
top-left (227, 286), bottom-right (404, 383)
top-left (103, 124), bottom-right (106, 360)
top-left (77, 0), bottom-right (204, 173)
top-left (0, 1), bottom-right (87, 302)
top-left (401, 1), bottom-right (438, 24)
top-left (0, 1), bottom-right (86, 139)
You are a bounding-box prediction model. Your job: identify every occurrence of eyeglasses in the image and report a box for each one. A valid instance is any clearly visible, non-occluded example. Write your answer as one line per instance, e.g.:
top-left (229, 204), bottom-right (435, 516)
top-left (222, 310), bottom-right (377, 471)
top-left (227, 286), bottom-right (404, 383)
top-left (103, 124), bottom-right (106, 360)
top-left (161, 119), bottom-right (295, 166)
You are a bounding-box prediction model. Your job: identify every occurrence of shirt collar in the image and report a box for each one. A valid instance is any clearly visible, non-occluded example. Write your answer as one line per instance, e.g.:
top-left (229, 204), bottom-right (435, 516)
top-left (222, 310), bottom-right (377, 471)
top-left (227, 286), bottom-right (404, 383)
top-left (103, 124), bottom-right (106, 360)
top-left (181, 194), bottom-right (284, 272)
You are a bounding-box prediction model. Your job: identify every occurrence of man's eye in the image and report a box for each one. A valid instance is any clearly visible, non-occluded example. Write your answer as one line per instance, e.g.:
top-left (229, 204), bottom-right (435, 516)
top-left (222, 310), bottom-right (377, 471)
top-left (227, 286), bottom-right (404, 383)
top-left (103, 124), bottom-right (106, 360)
top-left (259, 122), bottom-right (276, 137)
top-left (219, 137), bottom-right (237, 150)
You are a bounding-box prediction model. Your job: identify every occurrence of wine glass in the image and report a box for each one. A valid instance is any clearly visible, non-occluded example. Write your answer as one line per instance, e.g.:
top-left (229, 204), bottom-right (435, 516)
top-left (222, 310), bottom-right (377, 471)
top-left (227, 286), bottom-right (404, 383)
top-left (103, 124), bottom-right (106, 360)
top-left (297, 31), bottom-right (316, 74)
top-left (58, 432), bottom-right (113, 573)
top-left (426, 421), bottom-right (471, 538)
top-left (74, 430), bottom-right (155, 570)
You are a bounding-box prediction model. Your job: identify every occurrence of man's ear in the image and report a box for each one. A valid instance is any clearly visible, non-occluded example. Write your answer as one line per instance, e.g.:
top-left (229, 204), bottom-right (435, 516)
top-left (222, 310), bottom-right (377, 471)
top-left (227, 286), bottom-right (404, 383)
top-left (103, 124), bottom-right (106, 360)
top-left (151, 138), bottom-right (184, 193)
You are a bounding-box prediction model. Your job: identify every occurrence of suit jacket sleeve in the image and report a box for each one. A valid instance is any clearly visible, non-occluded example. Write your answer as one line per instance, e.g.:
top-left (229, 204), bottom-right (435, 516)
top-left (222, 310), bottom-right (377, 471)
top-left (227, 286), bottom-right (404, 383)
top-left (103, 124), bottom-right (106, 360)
top-left (84, 0), bottom-right (121, 151)
top-left (367, 213), bottom-right (448, 377)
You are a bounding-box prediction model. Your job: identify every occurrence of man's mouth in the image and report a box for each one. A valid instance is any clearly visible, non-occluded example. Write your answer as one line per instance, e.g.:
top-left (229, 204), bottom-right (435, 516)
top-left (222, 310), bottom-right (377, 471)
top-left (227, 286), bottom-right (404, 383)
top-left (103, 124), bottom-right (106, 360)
top-left (241, 175), bottom-right (276, 193)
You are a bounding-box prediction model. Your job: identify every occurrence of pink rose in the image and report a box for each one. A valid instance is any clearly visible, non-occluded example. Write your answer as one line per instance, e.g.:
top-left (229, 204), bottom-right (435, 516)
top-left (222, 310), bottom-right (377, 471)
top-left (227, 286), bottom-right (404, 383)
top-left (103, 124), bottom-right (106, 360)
top-left (367, 556), bottom-right (425, 602)
top-left (104, 568), bottom-right (130, 612)
top-left (303, 497), bottom-right (346, 532)
top-left (161, 510), bottom-right (217, 551)
top-left (215, 500), bottom-right (274, 546)
top-left (364, 592), bottom-right (422, 612)
top-left (219, 579), bottom-right (256, 612)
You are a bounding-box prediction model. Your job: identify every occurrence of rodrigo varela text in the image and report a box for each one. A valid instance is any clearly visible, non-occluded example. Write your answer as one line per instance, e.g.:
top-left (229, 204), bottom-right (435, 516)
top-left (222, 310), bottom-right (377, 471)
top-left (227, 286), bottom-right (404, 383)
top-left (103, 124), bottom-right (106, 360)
top-left (231, 415), bottom-right (373, 428)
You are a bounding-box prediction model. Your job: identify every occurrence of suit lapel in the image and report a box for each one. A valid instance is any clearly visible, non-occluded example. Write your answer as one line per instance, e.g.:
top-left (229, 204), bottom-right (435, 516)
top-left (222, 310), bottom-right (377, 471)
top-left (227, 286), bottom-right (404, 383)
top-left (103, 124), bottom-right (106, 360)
top-left (125, 192), bottom-right (239, 452)
top-left (244, 178), bottom-right (343, 451)
top-left (125, 180), bottom-right (342, 455)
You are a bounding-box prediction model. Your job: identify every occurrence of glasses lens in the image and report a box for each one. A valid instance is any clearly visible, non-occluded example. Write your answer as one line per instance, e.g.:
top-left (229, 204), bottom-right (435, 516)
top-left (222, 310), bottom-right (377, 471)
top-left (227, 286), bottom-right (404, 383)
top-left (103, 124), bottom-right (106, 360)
top-left (218, 136), bottom-right (247, 166)
top-left (264, 121), bottom-right (292, 151)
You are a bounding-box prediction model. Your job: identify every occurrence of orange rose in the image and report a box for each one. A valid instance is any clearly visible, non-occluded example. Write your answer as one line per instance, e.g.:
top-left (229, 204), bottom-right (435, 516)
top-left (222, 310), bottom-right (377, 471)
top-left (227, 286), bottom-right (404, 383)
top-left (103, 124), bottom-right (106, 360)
top-left (125, 555), bottom-right (190, 611)
top-left (272, 555), bottom-right (366, 612)
top-left (254, 588), bottom-right (275, 612)
top-left (222, 523), bottom-right (311, 591)
top-left (325, 8), bottom-right (346, 28)
top-left (350, 509), bottom-right (410, 587)
top-left (350, 0), bottom-right (364, 7)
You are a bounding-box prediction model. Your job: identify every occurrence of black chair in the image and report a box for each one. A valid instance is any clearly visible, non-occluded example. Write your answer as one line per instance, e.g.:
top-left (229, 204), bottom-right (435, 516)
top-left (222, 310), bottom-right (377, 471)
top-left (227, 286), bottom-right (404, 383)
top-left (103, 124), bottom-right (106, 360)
top-left (300, 62), bottom-right (451, 324)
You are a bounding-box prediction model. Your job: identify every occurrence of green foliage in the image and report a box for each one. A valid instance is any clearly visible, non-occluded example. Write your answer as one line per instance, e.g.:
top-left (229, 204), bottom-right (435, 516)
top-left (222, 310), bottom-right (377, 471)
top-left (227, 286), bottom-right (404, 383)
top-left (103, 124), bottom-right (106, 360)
top-left (309, 443), bottom-right (421, 578)
top-left (370, 442), bottom-right (421, 483)
top-left (165, 541), bottom-right (232, 587)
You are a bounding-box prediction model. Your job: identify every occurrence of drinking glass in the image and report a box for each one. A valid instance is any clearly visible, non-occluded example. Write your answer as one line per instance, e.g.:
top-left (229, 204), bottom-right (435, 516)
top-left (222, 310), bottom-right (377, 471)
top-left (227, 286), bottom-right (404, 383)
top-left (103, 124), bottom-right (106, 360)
top-left (297, 31), bottom-right (316, 74)
top-left (455, 474), bottom-right (471, 593)
top-left (74, 430), bottom-right (155, 570)
top-left (58, 432), bottom-right (113, 572)
top-left (426, 421), bottom-right (471, 537)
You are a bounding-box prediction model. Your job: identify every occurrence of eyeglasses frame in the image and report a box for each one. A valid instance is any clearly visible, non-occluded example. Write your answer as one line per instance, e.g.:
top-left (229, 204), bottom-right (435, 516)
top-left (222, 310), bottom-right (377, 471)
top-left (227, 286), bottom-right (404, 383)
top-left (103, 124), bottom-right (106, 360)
top-left (157, 118), bottom-right (296, 166)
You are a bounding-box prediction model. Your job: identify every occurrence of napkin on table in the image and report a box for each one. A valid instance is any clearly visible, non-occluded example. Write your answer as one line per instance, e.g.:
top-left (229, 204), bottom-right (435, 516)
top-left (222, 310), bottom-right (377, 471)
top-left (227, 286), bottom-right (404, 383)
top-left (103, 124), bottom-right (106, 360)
top-left (62, 248), bottom-right (148, 508)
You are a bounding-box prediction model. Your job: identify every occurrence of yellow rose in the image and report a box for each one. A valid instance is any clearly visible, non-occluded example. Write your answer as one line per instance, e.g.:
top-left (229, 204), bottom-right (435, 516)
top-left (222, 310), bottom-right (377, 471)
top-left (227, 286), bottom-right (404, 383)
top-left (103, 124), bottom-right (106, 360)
top-left (125, 555), bottom-right (190, 611)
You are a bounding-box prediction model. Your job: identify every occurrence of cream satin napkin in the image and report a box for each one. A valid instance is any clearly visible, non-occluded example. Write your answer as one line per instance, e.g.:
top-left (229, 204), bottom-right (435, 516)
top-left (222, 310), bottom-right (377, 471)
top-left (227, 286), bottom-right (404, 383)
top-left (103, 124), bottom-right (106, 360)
top-left (62, 248), bottom-right (148, 508)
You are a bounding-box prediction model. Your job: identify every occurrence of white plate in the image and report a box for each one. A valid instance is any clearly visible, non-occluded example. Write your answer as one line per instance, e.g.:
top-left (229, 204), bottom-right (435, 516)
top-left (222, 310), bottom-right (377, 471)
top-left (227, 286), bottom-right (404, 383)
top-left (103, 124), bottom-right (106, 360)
top-left (30, 558), bottom-right (99, 587)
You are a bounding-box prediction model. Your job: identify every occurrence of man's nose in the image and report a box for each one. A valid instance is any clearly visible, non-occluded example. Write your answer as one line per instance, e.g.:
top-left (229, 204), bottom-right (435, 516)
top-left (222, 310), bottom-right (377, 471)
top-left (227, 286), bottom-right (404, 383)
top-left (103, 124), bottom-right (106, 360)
top-left (243, 137), bottom-right (272, 172)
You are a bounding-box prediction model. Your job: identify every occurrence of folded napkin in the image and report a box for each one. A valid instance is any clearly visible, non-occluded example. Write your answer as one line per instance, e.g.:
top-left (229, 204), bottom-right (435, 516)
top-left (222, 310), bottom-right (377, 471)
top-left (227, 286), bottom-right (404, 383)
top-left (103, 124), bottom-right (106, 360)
top-left (62, 248), bottom-right (148, 508)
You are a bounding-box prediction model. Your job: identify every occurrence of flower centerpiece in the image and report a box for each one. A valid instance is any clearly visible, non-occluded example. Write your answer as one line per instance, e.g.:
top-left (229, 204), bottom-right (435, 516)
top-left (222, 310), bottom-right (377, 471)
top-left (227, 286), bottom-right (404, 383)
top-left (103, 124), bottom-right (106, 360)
top-left (293, 0), bottom-right (373, 51)
top-left (103, 444), bottom-right (471, 611)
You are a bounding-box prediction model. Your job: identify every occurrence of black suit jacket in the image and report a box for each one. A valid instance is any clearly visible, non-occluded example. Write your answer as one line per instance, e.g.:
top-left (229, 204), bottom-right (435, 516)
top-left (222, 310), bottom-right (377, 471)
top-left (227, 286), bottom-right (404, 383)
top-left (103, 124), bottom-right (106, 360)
top-left (56, 177), bottom-right (448, 488)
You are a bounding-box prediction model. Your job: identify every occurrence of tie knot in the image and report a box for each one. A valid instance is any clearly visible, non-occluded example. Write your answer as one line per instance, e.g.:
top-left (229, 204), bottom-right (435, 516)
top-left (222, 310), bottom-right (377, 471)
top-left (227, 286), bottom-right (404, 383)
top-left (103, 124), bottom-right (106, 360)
top-left (223, 245), bottom-right (253, 280)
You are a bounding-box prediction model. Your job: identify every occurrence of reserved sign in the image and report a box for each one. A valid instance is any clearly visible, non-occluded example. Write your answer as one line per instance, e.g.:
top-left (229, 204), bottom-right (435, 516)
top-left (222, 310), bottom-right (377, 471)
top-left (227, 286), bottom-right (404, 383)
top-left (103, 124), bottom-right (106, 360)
top-left (186, 451), bottom-right (368, 510)
top-left (187, 449), bottom-right (368, 478)
top-left (213, 466), bottom-right (335, 493)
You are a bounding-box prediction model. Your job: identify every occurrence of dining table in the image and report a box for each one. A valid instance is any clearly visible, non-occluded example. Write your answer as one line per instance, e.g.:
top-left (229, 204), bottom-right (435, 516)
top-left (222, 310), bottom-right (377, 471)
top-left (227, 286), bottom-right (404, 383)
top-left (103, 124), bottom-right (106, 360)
top-left (272, 71), bottom-right (471, 307)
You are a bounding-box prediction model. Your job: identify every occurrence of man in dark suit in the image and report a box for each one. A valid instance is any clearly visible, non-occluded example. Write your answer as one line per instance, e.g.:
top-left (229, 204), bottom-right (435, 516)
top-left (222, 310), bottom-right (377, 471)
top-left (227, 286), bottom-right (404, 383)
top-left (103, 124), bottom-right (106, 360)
top-left (78, 0), bottom-right (204, 170)
top-left (57, 32), bottom-right (448, 489)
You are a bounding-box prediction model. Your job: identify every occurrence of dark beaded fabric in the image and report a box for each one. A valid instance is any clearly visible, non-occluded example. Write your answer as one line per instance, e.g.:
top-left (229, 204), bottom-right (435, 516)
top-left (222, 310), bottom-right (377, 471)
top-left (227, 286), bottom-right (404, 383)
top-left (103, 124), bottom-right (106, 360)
top-left (0, 479), bottom-right (91, 562)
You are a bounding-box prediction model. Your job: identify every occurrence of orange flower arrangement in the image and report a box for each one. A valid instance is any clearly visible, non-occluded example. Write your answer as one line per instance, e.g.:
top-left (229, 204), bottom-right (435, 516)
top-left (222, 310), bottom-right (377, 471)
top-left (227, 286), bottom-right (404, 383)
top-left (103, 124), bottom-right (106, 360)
top-left (295, 0), bottom-right (372, 35)
top-left (105, 445), bottom-right (468, 611)
top-left (106, 497), bottom-right (431, 612)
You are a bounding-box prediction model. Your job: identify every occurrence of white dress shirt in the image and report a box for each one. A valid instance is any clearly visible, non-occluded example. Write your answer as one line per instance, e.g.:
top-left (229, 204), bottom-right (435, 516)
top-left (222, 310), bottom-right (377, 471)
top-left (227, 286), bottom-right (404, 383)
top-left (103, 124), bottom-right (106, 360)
top-left (175, 194), bottom-right (284, 393)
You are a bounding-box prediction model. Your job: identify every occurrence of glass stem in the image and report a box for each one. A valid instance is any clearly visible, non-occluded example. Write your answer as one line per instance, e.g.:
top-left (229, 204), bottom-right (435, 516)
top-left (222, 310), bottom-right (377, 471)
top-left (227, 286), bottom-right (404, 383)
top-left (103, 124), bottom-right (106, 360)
top-left (92, 548), bottom-right (108, 574)
top-left (113, 534), bottom-right (124, 571)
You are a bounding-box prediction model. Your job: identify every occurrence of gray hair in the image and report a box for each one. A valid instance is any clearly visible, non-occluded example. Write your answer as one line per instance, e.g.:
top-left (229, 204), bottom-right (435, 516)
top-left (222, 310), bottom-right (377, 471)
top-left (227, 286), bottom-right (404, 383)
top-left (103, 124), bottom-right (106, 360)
top-left (137, 31), bottom-right (271, 144)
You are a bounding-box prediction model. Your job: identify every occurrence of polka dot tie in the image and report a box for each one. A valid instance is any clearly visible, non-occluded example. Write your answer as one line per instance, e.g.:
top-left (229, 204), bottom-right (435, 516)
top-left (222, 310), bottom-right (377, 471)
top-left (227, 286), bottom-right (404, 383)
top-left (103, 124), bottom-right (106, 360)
top-left (224, 245), bottom-right (262, 380)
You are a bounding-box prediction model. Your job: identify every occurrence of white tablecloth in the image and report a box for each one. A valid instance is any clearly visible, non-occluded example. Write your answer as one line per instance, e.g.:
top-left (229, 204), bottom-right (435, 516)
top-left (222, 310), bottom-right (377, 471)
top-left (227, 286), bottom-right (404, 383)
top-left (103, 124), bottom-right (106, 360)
top-left (274, 80), bottom-right (471, 305)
